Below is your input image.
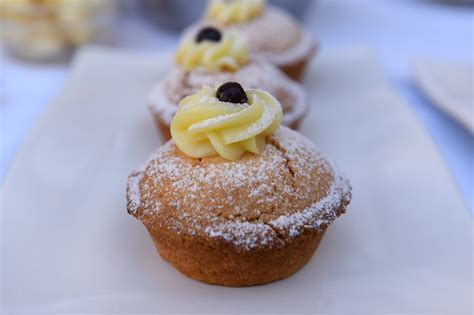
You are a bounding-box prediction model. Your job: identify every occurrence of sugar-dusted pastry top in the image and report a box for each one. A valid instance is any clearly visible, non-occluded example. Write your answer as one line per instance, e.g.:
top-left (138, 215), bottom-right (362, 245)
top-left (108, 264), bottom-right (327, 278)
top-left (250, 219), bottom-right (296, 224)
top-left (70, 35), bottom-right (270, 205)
top-left (229, 6), bottom-right (301, 54)
top-left (175, 27), bottom-right (248, 72)
top-left (127, 126), bottom-right (352, 251)
top-left (148, 61), bottom-right (307, 127)
top-left (190, 6), bottom-right (316, 66)
top-left (170, 84), bottom-right (282, 160)
top-left (206, 0), bottom-right (266, 25)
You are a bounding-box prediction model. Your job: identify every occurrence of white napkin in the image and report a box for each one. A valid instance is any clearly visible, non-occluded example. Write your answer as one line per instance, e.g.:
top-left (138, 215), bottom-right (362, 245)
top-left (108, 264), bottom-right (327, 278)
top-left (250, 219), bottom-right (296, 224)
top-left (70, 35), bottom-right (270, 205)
top-left (1, 46), bottom-right (472, 314)
top-left (414, 60), bottom-right (474, 134)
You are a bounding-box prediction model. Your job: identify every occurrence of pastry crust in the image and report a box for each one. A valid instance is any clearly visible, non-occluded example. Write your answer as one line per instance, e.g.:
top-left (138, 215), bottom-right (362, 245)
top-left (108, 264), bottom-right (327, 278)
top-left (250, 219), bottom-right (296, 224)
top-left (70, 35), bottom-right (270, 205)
top-left (148, 225), bottom-right (327, 287)
top-left (127, 127), bottom-right (351, 286)
top-left (152, 111), bottom-right (171, 142)
top-left (278, 39), bottom-right (317, 81)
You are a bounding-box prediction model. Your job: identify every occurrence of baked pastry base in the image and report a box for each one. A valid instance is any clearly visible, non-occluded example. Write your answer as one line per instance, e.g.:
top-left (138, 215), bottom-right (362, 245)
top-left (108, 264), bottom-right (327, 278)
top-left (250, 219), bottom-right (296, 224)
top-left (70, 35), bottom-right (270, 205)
top-left (278, 43), bottom-right (317, 82)
top-left (153, 112), bottom-right (172, 142)
top-left (147, 225), bottom-right (327, 287)
top-left (280, 57), bottom-right (311, 82)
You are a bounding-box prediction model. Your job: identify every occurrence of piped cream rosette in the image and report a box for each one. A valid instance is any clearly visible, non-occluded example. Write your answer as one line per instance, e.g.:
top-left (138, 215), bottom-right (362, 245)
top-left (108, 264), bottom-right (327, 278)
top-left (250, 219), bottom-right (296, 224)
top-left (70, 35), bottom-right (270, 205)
top-left (175, 30), bottom-right (248, 72)
top-left (170, 85), bottom-right (282, 160)
top-left (206, 0), bottom-right (266, 25)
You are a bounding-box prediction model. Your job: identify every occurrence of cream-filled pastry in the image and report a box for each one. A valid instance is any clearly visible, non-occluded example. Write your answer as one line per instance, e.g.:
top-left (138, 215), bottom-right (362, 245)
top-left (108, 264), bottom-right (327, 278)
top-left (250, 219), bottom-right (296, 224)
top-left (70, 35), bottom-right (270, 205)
top-left (128, 83), bottom-right (352, 287)
top-left (186, 0), bottom-right (317, 81)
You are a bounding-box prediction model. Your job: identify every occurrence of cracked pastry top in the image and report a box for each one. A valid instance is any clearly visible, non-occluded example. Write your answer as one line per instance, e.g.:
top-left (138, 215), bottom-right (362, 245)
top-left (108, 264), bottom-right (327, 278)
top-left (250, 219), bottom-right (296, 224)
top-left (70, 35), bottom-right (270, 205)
top-left (128, 83), bottom-right (351, 251)
top-left (128, 126), bottom-right (351, 251)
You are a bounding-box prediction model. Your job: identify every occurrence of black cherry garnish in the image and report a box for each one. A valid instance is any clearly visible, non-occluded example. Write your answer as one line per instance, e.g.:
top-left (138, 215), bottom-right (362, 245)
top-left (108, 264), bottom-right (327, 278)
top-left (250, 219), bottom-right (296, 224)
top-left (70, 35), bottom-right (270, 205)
top-left (196, 27), bottom-right (222, 43)
top-left (216, 82), bottom-right (248, 104)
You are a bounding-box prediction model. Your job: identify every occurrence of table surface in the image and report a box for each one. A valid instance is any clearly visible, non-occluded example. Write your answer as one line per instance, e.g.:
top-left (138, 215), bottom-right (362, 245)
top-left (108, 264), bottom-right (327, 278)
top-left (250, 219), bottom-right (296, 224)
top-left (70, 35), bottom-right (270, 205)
top-left (1, 0), bottom-right (473, 212)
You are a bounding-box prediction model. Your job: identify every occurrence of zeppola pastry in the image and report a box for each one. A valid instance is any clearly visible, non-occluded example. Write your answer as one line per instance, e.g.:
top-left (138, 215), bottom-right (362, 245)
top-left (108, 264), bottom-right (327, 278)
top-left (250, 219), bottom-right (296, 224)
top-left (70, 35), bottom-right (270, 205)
top-left (189, 0), bottom-right (317, 80)
top-left (149, 26), bottom-right (307, 140)
top-left (128, 83), bottom-right (351, 286)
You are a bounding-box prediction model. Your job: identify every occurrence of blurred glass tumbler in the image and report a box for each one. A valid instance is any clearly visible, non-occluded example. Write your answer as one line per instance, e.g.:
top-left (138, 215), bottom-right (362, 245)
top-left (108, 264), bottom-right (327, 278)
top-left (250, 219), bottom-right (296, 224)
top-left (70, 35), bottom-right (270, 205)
top-left (139, 0), bottom-right (313, 31)
top-left (0, 0), bottom-right (116, 61)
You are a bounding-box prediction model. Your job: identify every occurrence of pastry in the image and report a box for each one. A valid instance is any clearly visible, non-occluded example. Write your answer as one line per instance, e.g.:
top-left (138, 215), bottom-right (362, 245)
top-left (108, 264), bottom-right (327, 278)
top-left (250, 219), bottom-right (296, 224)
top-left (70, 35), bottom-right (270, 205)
top-left (128, 83), bottom-right (352, 287)
top-left (189, 0), bottom-right (317, 81)
top-left (149, 26), bottom-right (307, 140)
top-left (0, 0), bottom-right (115, 60)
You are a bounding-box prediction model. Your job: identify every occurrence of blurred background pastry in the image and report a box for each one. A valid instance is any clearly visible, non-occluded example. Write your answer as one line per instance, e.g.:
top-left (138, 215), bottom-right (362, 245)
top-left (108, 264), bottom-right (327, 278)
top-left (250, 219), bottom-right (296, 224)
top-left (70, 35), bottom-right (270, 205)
top-left (149, 26), bottom-right (308, 140)
top-left (184, 0), bottom-right (317, 80)
top-left (0, 0), bottom-right (116, 61)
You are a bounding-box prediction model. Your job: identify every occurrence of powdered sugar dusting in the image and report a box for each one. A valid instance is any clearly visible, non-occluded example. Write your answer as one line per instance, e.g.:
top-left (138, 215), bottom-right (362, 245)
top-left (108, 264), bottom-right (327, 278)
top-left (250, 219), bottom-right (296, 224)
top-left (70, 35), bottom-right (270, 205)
top-left (188, 111), bottom-right (241, 131)
top-left (127, 127), bottom-right (351, 251)
top-left (205, 221), bottom-right (280, 250)
top-left (126, 169), bottom-right (144, 215)
top-left (259, 31), bottom-right (316, 66)
top-left (271, 172), bottom-right (351, 237)
top-left (149, 81), bottom-right (176, 123)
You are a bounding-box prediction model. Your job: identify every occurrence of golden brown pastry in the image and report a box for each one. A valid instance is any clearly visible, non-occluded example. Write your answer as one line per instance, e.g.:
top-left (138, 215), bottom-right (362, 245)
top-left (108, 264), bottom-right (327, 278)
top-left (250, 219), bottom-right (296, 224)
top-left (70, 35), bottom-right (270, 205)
top-left (128, 83), bottom-right (351, 286)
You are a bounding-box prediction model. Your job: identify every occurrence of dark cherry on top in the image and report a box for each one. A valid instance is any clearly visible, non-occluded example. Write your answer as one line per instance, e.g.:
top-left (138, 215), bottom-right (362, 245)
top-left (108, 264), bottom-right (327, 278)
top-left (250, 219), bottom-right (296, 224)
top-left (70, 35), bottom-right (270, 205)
top-left (196, 27), bottom-right (222, 43)
top-left (216, 82), bottom-right (248, 104)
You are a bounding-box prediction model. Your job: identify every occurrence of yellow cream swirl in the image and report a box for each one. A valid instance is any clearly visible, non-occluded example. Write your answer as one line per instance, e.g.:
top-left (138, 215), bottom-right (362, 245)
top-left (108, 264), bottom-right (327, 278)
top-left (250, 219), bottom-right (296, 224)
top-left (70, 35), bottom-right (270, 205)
top-left (175, 31), bottom-right (248, 72)
top-left (206, 0), bottom-right (266, 25)
top-left (170, 85), bottom-right (282, 160)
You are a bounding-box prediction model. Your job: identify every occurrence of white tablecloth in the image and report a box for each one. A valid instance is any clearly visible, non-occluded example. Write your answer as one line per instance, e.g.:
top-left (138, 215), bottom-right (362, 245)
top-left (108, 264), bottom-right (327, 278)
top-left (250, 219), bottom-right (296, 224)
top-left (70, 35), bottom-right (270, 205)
top-left (1, 0), bottom-right (472, 212)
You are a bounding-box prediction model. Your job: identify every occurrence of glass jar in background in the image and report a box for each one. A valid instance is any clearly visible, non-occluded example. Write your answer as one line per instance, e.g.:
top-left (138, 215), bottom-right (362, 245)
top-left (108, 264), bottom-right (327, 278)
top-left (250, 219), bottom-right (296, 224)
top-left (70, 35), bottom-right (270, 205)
top-left (0, 0), bottom-right (117, 61)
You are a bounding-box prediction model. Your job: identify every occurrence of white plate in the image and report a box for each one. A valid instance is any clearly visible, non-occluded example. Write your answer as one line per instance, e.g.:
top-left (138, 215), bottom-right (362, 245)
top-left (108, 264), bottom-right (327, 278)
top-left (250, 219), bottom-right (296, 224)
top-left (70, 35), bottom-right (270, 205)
top-left (1, 47), bottom-right (472, 314)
